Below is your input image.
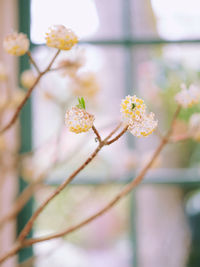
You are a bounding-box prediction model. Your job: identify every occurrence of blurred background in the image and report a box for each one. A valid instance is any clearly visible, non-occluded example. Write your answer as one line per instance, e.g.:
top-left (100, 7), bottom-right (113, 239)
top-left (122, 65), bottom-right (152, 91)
top-left (1, 0), bottom-right (200, 266)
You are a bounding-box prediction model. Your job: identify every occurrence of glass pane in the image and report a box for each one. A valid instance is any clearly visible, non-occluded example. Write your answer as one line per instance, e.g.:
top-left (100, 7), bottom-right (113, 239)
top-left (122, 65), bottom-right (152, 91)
top-left (131, 0), bottom-right (200, 40)
top-left (33, 185), bottom-right (132, 267)
top-left (31, 0), bottom-right (123, 44)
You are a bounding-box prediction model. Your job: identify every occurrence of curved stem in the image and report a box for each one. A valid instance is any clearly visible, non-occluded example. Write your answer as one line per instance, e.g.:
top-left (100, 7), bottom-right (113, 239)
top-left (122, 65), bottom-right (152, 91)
top-left (27, 51), bottom-right (40, 74)
top-left (0, 49), bottom-right (60, 135)
top-left (106, 126), bottom-right (128, 145)
top-left (92, 125), bottom-right (102, 143)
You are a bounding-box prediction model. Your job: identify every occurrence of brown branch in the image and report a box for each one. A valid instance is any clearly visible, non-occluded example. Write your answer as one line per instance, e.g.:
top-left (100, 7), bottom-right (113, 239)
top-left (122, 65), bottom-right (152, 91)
top-left (105, 125), bottom-right (128, 145)
top-left (45, 49), bottom-right (60, 72)
top-left (0, 107), bottom-right (180, 263)
top-left (104, 122), bottom-right (122, 142)
top-left (0, 243), bottom-right (21, 265)
top-left (0, 49), bottom-right (60, 135)
top-left (27, 51), bottom-right (40, 74)
top-left (92, 125), bottom-right (102, 143)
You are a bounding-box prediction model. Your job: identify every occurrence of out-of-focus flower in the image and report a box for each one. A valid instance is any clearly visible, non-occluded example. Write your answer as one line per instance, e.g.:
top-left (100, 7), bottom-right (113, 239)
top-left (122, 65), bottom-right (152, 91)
top-left (0, 62), bottom-right (8, 81)
top-left (175, 84), bottom-right (200, 108)
top-left (128, 112), bottom-right (158, 137)
top-left (189, 113), bottom-right (200, 141)
top-left (0, 89), bottom-right (25, 110)
top-left (65, 101), bottom-right (94, 134)
top-left (21, 69), bottom-right (37, 89)
top-left (3, 32), bottom-right (30, 56)
top-left (120, 95), bottom-right (146, 124)
top-left (57, 48), bottom-right (85, 77)
top-left (8, 89), bottom-right (25, 108)
top-left (21, 156), bottom-right (36, 181)
top-left (58, 59), bottom-right (82, 77)
top-left (45, 25), bottom-right (78, 50)
top-left (71, 72), bottom-right (100, 99)
top-left (43, 91), bottom-right (57, 101)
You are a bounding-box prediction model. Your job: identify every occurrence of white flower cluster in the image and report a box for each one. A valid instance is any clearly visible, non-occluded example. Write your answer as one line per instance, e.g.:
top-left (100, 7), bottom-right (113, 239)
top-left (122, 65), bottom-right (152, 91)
top-left (20, 70), bottom-right (37, 89)
top-left (45, 25), bottom-right (78, 51)
top-left (65, 106), bottom-right (94, 134)
top-left (3, 25), bottom-right (78, 57)
top-left (175, 84), bottom-right (200, 108)
top-left (3, 32), bottom-right (29, 56)
top-left (120, 95), bottom-right (157, 137)
top-left (71, 72), bottom-right (100, 99)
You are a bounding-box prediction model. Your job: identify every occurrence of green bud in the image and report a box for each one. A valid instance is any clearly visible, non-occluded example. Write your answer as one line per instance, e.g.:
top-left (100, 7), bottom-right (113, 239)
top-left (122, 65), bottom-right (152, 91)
top-left (76, 97), bottom-right (86, 109)
top-left (131, 103), bottom-right (136, 110)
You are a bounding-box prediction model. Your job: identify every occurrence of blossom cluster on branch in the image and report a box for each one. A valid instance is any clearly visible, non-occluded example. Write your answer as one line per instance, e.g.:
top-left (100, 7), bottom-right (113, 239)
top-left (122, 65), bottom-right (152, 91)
top-left (1, 24), bottom-right (200, 264)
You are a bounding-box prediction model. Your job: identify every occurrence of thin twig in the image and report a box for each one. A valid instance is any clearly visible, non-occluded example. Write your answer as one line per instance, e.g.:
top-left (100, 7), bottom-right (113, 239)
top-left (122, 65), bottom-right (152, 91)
top-left (106, 126), bottom-right (128, 145)
top-left (0, 49), bottom-right (60, 135)
top-left (92, 125), bottom-right (102, 143)
top-left (104, 122), bottom-right (122, 142)
top-left (27, 51), bottom-right (40, 74)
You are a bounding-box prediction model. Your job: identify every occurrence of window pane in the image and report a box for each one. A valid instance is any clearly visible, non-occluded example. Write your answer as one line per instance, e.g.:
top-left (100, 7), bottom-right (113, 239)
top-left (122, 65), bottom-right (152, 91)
top-left (31, 0), bottom-right (123, 44)
top-left (131, 0), bottom-right (200, 40)
top-left (33, 185), bottom-right (132, 267)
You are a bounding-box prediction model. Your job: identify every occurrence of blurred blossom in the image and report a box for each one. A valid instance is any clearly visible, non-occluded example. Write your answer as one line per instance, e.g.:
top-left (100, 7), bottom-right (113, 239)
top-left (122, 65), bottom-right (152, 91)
top-left (0, 62), bottom-right (8, 81)
top-left (57, 47), bottom-right (85, 77)
top-left (71, 72), bottom-right (100, 99)
top-left (21, 155), bottom-right (45, 182)
top-left (3, 32), bottom-right (30, 56)
top-left (45, 25), bottom-right (78, 50)
top-left (189, 113), bottom-right (200, 141)
top-left (21, 69), bottom-right (37, 89)
top-left (42, 91), bottom-right (59, 102)
top-left (8, 89), bottom-right (25, 109)
top-left (175, 83), bottom-right (200, 108)
top-left (0, 89), bottom-right (25, 110)
top-left (21, 156), bottom-right (36, 181)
